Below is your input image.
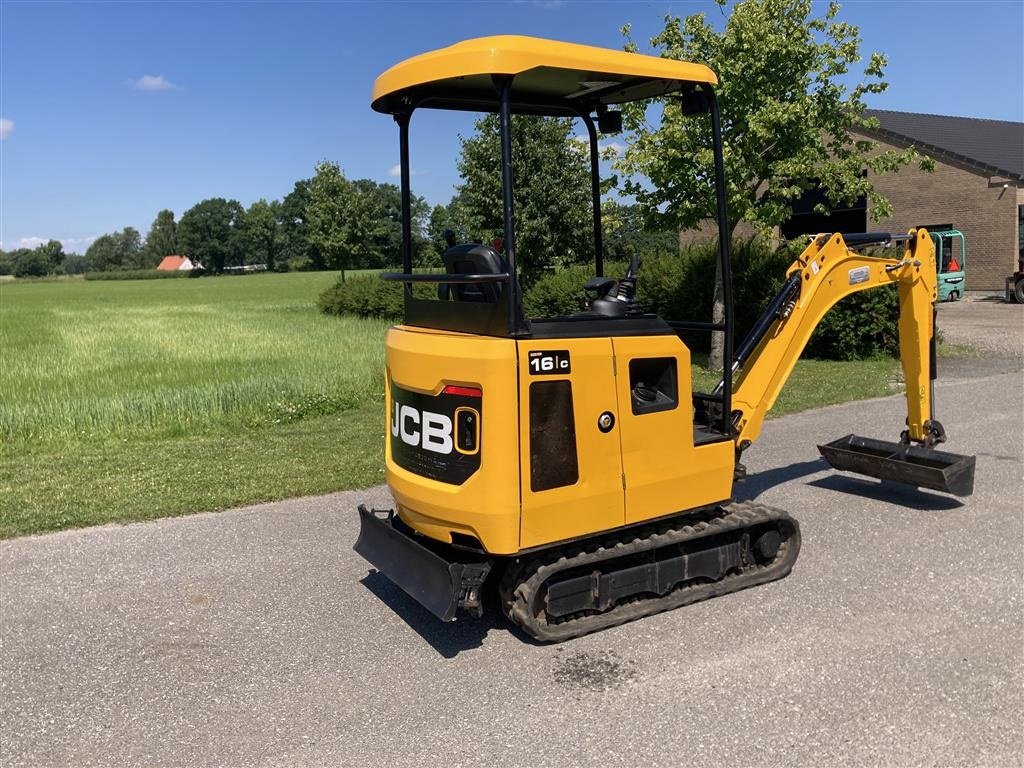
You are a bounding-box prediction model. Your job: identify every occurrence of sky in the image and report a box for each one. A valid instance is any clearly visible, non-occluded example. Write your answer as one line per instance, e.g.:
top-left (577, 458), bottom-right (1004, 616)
top-left (1, 0), bottom-right (1022, 254)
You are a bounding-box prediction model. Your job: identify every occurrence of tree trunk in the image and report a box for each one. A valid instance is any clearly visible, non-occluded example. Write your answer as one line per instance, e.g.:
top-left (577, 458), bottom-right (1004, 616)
top-left (708, 223), bottom-right (737, 372)
top-left (709, 254), bottom-right (726, 372)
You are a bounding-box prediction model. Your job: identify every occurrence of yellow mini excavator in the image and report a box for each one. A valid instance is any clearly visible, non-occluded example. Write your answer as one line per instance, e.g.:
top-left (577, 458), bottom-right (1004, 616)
top-left (354, 36), bottom-right (976, 642)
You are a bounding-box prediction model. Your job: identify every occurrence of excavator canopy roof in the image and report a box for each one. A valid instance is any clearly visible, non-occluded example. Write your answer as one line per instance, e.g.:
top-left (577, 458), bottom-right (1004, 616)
top-left (371, 35), bottom-right (717, 115)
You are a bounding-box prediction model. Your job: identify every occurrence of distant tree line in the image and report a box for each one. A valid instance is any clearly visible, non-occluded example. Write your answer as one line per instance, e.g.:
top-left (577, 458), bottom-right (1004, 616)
top-left (1, 139), bottom-right (671, 281)
top-left (0, 166), bottom-right (435, 277)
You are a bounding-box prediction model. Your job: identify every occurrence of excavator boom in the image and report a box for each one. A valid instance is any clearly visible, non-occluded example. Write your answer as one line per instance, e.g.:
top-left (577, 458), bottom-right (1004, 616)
top-left (731, 228), bottom-right (975, 496)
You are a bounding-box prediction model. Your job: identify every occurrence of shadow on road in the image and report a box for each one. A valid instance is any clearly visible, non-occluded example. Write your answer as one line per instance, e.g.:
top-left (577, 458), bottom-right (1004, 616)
top-left (360, 571), bottom-right (502, 658)
top-left (807, 475), bottom-right (963, 510)
top-left (734, 458), bottom-right (829, 501)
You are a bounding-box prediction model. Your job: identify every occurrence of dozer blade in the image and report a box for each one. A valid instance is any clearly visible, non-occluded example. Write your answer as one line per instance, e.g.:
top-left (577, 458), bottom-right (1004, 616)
top-left (817, 434), bottom-right (975, 497)
top-left (354, 505), bottom-right (491, 621)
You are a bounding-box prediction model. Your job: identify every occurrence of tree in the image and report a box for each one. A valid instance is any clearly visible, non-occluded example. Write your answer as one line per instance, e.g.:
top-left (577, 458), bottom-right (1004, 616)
top-left (118, 227), bottom-right (145, 269)
top-left (85, 228), bottom-right (144, 271)
top-left (306, 160), bottom-right (354, 278)
top-left (602, 201), bottom-right (679, 261)
top-left (12, 248), bottom-right (48, 277)
top-left (279, 179), bottom-right (320, 270)
top-left (177, 198), bottom-right (245, 273)
top-left (618, 0), bottom-right (931, 368)
top-left (455, 114), bottom-right (594, 285)
top-left (144, 209), bottom-right (177, 266)
top-left (345, 179), bottom-right (427, 270)
top-left (37, 240), bottom-right (65, 273)
top-left (85, 235), bottom-right (119, 272)
top-left (63, 253), bottom-right (90, 275)
top-left (345, 179), bottom-right (397, 270)
top-left (243, 198), bottom-right (282, 271)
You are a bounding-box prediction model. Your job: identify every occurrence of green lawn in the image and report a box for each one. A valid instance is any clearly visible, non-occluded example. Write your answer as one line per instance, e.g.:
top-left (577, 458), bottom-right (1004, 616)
top-left (1, 272), bottom-right (901, 538)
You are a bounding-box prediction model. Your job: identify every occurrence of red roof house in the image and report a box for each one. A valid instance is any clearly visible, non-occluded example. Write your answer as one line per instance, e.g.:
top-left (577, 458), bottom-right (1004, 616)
top-left (156, 255), bottom-right (194, 271)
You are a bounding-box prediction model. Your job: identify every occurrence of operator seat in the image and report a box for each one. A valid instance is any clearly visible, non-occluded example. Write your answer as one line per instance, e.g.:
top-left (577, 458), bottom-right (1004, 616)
top-left (439, 244), bottom-right (508, 303)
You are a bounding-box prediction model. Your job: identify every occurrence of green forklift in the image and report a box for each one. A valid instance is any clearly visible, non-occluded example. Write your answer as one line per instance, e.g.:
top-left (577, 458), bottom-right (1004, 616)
top-left (930, 228), bottom-right (966, 301)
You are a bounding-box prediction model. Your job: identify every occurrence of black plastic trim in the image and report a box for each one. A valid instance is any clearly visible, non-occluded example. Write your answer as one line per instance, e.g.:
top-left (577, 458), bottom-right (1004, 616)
top-left (381, 272), bottom-right (510, 284)
top-left (529, 315), bottom-right (674, 339)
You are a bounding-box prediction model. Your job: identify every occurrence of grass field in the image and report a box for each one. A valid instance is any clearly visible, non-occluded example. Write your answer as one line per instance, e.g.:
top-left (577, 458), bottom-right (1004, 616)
top-left (1, 272), bottom-right (386, 446)
top-left (1, 272), bottom-right (901, 538)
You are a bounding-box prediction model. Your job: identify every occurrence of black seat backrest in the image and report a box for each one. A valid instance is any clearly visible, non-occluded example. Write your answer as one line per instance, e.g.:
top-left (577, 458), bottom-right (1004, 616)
top-left (440, 244), bottom-right (507, 303)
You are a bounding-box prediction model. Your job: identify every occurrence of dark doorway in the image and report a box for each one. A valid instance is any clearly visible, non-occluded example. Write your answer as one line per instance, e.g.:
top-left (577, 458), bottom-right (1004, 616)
top-left (781, 178), bottom-right (868, 240)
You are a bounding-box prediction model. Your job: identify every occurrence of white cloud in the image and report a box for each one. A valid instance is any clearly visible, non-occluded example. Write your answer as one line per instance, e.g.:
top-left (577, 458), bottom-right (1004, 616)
top-left (0, 118), bottom-right (13, 140)
top-left (571, 135), bottom-right (625, 156)
top-left (2, 235), bottom-right (97, 253)
top-left (132, 75), bottom-right (180, 92)
top-left (61, 236), bottom-right (98, 252)
top-left (388, 164), bottom-right (426, 178)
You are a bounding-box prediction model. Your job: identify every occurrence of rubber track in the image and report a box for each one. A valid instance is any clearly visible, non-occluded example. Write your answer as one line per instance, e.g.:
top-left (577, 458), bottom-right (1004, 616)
top-left (502, 501), bottom-right (801, 643)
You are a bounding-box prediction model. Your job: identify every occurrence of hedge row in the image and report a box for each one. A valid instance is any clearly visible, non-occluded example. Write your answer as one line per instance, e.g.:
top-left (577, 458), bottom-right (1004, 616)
top-left (84, 269), bottom-right (198, 281)
top-left (318, 239), bottom-right (899, 360)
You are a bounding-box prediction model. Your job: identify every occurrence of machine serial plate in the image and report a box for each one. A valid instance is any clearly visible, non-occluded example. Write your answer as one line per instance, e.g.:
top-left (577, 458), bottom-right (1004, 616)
top-left (528, 350), bottom-right (571, 375)
top-left (848, 266), bottom-right (870, 285)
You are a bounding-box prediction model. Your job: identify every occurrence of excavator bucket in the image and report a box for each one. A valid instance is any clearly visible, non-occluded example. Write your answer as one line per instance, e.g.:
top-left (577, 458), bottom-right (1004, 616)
top-left (817, 434), bottom-right (975, 497)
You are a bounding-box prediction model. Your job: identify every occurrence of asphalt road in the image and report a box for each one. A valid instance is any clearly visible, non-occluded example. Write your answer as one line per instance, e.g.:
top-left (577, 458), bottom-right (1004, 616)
top-left (2, 371), bottom-right (1022, 768)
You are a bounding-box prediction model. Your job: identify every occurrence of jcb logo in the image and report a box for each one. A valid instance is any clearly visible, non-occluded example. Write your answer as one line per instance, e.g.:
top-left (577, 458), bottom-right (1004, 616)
top-left (391, 403), bottom-right (453, 454)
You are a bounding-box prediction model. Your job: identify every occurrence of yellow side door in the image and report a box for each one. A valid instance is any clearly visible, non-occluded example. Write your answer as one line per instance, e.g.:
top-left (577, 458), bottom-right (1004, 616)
top-left (612, 335), bottom-right (734, 525)
top-left (517, 338), bottom-right (624, 549)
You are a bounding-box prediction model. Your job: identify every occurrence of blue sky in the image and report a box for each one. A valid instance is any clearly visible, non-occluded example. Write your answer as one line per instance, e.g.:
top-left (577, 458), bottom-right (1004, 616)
top-left (2, 0), bottom-right (1022, 253)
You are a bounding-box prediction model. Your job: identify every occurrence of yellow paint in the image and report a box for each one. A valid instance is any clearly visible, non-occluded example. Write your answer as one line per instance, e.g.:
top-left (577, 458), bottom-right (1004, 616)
top-left (516, 337), bottom-right (624, 549)
top-left (383, 231), bottom-right (938, 558)
top-left (733, 229), bottom-right (937, 445)
top-left (385, 326), bottom-right (521, 555)
top-left (372, 35), bottom-right (716, 113)
top-left (610, 335), bottom-right (733, 524)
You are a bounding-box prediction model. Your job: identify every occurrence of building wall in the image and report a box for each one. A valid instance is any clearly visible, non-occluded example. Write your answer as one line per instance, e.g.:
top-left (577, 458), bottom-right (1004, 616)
top-left (677, 137), bottom-right (1021, 291)
top-left (865, 135), bottom-right (1020, 290)
top-left (678, 218), bottom-right (763, 250)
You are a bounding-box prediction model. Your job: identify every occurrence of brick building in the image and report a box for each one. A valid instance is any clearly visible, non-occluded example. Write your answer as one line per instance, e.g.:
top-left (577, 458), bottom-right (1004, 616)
top-left (785, 110), bottom-right (1024, 290)
top-left (684, 110), bottom-right (1024, 291)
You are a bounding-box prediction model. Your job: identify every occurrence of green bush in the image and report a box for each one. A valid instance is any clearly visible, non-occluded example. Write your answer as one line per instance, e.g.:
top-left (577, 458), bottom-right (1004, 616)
top-left (84, 269), bottom-right (195, 281)
top-left (523, 262), bottom-right (622, 317)
top-left (319, 240), bottom-right (900, 360)
top-left (318, 275), bottom-right (435, 320)
top-left (287, 256), bottom-right (315, 272)
top-left (806, 284), bottom-right (898, 360)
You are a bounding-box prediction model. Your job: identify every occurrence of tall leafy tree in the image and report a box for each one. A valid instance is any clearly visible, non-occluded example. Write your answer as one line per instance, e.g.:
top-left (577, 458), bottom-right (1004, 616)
top-left (345, 179), bottom-right (399, 270)
top-left (85, 235), bottom-right (119, 272)
top-left (243, 198), bottom-right (282, 271)
top-left (12, 248), bottom-right (48, 277)
top-left (279, 179), bottom-right (320, 270)
top-left (36, 240), bottom-right (65, 273)
top-left (177, 198), bottom-right (245, 273)
top-left (455, 114), bottom-right (594, 285)
top-left (144, 209), bottom-right (177, 266)
top-left (85, 228), bottom-right (144, 271)
top-left (117, 227), bottom-right (145, 269)
top-left (601, 201), bottom-right (679, 261)
top-left (618, 0), bottom-right (931, 368)
top-left (306, 160), bottom-right (354, 278)
top-left (63, 254), bottom-right (90, 275)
